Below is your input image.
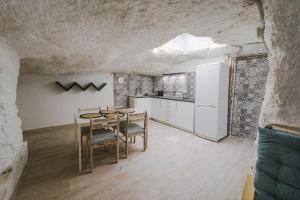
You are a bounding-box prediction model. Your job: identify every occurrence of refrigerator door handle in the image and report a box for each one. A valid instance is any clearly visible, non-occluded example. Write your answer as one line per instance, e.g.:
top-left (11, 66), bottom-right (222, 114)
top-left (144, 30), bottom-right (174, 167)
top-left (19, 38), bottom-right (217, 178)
top-left (196, 105), bottom-right (219, 108)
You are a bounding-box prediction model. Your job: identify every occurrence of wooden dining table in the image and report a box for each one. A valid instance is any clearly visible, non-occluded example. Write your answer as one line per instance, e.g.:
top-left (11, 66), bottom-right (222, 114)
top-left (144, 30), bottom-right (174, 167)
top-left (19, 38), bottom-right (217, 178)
top-left (75, 108), bottom-right (136, 173)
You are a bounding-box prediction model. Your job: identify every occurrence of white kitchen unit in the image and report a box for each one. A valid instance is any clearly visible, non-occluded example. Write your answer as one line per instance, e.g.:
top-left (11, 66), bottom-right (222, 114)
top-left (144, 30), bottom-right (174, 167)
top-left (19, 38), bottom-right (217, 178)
top-left (194, 62), bottom-right (229, 142)
top-left (151, 98), bottom-right (194, 132)
top-left (130, 96), bottom-right (194, 132)
top-left (151, 98), bottom-right (163, 120)
top-left (129, 97), bottom-right (152, 117)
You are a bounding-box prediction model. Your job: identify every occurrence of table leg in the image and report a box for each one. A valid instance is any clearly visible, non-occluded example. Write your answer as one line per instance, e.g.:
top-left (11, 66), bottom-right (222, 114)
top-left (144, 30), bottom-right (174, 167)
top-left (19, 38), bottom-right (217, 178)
top-left (75, 122), bottom-right (78, 151)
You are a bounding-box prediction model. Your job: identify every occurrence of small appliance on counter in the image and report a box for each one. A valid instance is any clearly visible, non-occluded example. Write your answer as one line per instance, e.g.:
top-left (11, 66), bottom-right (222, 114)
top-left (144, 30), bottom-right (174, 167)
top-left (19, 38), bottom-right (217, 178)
top-left (183, 93), bottom-right (189, 99)
top-left (155, 90), bottom-right (164, 96)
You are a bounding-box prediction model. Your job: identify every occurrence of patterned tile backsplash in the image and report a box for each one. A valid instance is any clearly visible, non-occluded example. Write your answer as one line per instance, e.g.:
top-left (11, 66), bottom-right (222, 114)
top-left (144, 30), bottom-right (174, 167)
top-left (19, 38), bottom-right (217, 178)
top-left (114, 72), bottom-right (196, 107)
top-left (229, 56), bottom-right (269, 140)
top-left (114, 73), bottom-right (153, 107)
top-left (153, 72), bottom-right (196, 99)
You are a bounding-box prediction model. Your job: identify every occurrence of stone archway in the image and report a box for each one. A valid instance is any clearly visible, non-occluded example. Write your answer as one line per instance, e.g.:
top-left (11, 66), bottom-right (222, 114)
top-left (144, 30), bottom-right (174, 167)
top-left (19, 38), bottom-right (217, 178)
top-left (0, 36), bottom-right (28, 200)
top-left (259, 0), bottom-right (300, 127)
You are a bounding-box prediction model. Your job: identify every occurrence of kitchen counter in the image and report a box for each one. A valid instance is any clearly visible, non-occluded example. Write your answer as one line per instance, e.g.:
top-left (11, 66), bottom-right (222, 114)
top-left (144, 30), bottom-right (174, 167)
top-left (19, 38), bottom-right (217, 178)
top-left (129, 95), bottom-right (195, 103)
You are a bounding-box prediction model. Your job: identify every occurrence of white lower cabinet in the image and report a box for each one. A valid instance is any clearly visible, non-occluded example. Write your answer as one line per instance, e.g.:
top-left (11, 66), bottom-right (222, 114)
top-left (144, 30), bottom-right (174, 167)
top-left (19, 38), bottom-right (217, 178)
top-left (150, 98), bottom-right (194, 132)
top-left (166, 100), bottom-right (177, 125)
top-left (134, 98), bottom-right (151, 117)
top-left (151, 98), bottom-right (161, 120)
top-left (176, 101), bottom-right (194, 131)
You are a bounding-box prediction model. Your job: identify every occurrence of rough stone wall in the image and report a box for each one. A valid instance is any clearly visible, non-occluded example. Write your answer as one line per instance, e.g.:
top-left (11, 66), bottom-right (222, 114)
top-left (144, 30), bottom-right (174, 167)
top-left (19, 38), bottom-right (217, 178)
top-left (0, 36), bottom-right (28, 200)
top-left (259, 0), bottom-right (300, 127)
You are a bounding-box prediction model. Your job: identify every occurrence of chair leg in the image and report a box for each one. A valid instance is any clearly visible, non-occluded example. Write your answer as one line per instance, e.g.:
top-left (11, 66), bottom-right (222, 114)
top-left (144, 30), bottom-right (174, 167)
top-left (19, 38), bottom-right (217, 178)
top-left (143, 132), bottom-right (146, 151)
top-left (86, 139), bottom-right (89, 165)
top-left (116, 139), bottom-right (119, 163)
top-left (81, 136), bottom-right (83, 152)
top-left (145, 132), bottom-right (148, 149)
top-left (90, 146), bottom-right (93, 172)
top-left (134, 136), bottom-right (136, 143)
top-left (125, 136), bottom-right (128, 158)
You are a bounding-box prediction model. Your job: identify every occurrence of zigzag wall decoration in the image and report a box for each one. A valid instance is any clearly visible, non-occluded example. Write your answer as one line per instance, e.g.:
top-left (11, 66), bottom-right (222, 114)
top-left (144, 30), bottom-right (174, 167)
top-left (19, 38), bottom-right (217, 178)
top-left (55, 81), bottom-right (107, 91)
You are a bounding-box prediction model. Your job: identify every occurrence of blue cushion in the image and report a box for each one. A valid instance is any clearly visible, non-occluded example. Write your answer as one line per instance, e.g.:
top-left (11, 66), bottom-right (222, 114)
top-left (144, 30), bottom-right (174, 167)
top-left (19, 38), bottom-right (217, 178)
top-left (255, 127), bottom-right (300, 200)
top-left (92, 129), bottom-right (116, 144)
top-left (120, 122), bottom-right (144, 137)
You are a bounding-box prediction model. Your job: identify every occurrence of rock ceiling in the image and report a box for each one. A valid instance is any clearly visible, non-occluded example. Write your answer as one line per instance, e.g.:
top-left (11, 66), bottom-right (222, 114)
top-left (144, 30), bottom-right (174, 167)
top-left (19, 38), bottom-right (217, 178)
top-left (0, 0), bottom-right (262, 75)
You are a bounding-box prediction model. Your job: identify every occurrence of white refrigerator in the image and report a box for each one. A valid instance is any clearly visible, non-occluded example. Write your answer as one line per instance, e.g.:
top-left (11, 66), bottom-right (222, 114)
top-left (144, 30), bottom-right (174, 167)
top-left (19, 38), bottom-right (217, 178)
top-left (194, 62), bottom-right (229, 142)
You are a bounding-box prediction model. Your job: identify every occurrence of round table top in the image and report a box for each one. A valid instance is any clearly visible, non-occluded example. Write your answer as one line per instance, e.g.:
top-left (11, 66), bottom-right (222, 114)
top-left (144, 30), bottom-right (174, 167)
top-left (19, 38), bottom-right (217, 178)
top-left (79, 113), bottom-right (102, 119)
top-left (104, 113), bottom-right (125, 118)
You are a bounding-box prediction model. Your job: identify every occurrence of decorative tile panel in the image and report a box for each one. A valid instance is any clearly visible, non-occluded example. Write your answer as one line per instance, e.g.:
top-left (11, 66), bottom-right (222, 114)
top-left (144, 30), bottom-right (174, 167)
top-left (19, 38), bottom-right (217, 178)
top-left (113, 73), bottom-right (129, 107)
top-left (230, 56), bottom-right (269, 140)
top-left (114, 73), bottom-right (153, 107)
top-left (186, 72), bottom-right (196, 99)
top-left (153, 72), bottom-right (196, 99)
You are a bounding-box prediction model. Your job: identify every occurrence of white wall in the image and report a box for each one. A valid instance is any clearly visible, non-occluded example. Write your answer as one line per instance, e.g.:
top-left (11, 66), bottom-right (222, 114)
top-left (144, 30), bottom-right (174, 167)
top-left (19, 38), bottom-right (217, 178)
top-left (164, 56), bottom-right (228, 73)
top-left (0, 36), bottom-right (28, 200)
top-left (17, 73), bottom-right (114, 130)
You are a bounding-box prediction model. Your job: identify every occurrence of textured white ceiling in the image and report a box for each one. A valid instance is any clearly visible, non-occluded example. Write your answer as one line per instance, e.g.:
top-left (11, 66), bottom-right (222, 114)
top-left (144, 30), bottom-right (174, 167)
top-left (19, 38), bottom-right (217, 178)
top-left (0, 0), bottom-right (262, 75)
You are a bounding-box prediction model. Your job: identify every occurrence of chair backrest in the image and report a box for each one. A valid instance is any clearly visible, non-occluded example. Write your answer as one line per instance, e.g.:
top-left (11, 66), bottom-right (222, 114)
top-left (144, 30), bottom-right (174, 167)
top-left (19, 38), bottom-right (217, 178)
top-left (78, 107), bottom-right (100, 113)
top-left (90, 116), bottom-right (119, 131)
top-left (128, 112), bottom-right (147, 123)
top-left (126, 112), bottom-right (148, 131)
top-left (89, 116), bottom-right (120, 145)
top-left (107, 105), bottom-right (124, 110)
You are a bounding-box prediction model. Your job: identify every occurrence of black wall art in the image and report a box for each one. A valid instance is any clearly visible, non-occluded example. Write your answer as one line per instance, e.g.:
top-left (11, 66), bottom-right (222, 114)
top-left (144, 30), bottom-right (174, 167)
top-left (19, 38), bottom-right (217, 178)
top-left (56, 81), bottom-right (107, 91)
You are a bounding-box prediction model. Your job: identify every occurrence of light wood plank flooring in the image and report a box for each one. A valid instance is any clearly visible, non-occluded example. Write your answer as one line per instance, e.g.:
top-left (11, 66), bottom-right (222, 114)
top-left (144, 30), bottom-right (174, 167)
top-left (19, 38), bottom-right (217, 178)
top-left (16, 120), bottom-right (255, 200)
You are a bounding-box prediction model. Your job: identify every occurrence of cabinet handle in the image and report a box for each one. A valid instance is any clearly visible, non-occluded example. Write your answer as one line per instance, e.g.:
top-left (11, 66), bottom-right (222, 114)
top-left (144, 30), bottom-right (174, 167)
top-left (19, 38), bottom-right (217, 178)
top-left (196, 105), bottom-right (218, 108)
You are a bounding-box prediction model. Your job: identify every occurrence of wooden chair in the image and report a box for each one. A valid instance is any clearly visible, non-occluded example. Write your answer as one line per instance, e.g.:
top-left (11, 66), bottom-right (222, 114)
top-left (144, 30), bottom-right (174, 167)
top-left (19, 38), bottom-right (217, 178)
top-left (119, 112), bottom-right (148, 158)
top-left (86, 115), bottom-right (120, 172)
top-left (107, 105), bottom-right (124, 110)
top-left (78, 107), bottom-right (101, 113)
top-left (74, 107), bottom-right (101, 150)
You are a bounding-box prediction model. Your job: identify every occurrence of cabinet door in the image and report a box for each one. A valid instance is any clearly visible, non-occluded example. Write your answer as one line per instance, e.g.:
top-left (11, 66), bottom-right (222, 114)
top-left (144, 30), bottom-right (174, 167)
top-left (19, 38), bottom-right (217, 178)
top-left (151, 98), bottom-right (160, 120)
top-left (135, 98), bottom-right (151, 116)
top-left (135, 98), bottom-right (145, 112)
top-left (159, 99), bottom-right (167, 122)
top-left (168, 100), bottom-right (177, 125)
top-left (176, 101), bottom-right (194, 132)
top-left (145, 98), bottom-right (151, 117)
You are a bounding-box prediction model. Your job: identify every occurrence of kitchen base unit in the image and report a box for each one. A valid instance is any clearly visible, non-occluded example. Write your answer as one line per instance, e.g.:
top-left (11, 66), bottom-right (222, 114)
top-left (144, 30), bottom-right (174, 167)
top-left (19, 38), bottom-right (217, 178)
top-left (130, 96), bottom-right (195, 133)
top-left (150, 98), bottom-right (195, 133)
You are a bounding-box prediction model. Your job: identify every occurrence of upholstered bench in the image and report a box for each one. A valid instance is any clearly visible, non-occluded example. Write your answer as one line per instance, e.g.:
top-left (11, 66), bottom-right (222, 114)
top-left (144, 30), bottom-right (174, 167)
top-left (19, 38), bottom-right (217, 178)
top-left (254, 125), bottom-right (300, 200)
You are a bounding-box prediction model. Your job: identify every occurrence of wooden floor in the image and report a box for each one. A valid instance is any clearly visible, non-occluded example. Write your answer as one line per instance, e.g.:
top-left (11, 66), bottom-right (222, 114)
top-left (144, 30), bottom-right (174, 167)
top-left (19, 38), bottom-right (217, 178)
top-left (16, 120), bottom-right (255, 200)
